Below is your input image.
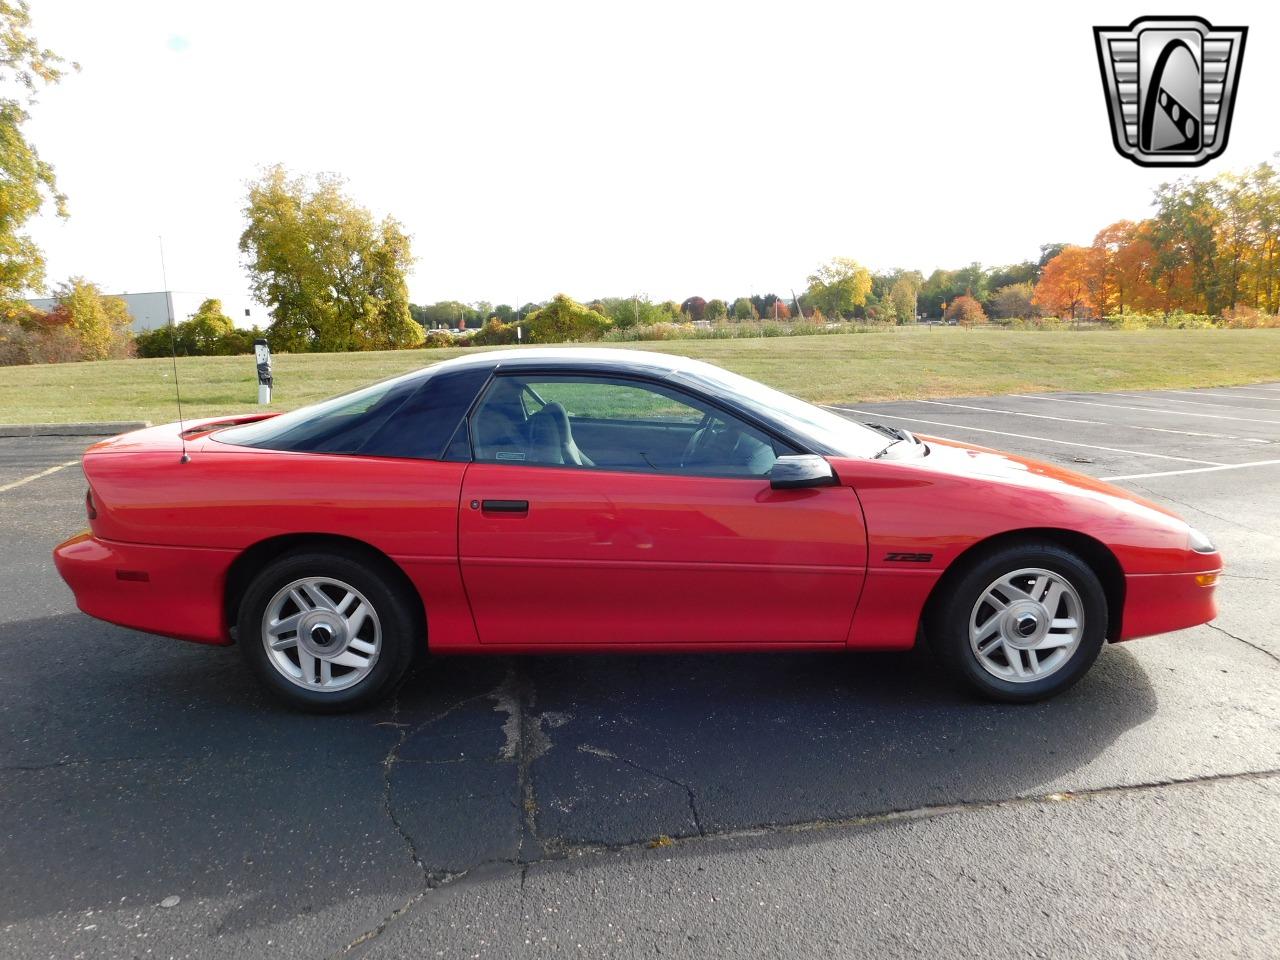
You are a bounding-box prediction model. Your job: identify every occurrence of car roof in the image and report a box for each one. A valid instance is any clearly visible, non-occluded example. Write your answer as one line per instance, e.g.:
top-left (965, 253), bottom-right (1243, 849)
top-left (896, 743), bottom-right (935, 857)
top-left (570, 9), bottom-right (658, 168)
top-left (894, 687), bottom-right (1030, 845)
top-left (424, 347), bottom-right (723, 378)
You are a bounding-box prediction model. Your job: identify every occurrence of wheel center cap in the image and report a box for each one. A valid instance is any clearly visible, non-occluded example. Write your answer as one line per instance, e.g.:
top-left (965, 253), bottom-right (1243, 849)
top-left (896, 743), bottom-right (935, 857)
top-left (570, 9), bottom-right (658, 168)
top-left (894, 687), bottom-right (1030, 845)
top-left (296, 610), bottom-right (348, 659)
top-left (1002, 601), bottom-right (1047, 649)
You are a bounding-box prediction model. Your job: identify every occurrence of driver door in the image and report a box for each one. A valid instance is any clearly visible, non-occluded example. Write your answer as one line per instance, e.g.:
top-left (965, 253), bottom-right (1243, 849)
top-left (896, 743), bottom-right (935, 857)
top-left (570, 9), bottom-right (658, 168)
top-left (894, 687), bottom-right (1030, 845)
top-left (457, 374), bottom-right (868, 647)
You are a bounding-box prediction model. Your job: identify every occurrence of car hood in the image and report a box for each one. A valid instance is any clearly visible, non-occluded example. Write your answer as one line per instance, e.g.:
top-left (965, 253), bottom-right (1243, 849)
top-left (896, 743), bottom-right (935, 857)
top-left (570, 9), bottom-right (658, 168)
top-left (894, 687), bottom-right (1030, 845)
top-left (910, 434), bottom-right (1185, 523)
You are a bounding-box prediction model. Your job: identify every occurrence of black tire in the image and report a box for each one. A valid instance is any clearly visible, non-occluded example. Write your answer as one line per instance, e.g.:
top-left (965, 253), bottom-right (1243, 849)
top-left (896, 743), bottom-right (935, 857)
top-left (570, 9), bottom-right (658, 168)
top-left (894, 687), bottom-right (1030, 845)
top-left (926, 542), bottom-right (1107, 703)
top-left (237, 549), bottom-right (419, 713)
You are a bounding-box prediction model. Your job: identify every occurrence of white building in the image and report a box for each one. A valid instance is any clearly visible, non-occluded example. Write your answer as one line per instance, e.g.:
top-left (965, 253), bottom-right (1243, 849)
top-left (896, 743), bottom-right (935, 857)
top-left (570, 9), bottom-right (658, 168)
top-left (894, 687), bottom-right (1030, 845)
top-left (25, 291), bottom-right (258, 333)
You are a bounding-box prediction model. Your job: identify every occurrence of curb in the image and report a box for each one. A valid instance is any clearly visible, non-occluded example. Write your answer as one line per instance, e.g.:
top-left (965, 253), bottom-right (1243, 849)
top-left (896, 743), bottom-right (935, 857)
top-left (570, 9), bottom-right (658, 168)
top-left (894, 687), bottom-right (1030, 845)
top-left (0, 421), bottom-right (151, 438)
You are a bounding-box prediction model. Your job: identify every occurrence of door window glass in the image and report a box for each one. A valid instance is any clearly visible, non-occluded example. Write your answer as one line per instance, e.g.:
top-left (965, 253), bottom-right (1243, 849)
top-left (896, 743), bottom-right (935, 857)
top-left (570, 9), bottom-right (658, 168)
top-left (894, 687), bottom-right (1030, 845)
top-left (470, 375), bottom-right (790, 476)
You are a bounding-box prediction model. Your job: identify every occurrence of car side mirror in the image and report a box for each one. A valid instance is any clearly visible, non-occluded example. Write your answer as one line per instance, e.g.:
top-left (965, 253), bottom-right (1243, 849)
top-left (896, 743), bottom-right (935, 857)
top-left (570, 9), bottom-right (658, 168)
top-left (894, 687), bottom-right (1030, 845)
top-left (769, 455), bottom-right (837, 490)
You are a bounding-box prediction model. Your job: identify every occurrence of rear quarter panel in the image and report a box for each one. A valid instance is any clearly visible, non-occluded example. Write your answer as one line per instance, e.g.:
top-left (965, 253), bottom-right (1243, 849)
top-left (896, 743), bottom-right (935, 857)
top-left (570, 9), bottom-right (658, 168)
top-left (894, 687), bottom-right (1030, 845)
top-left (83, 438), bottom-right (476, 647)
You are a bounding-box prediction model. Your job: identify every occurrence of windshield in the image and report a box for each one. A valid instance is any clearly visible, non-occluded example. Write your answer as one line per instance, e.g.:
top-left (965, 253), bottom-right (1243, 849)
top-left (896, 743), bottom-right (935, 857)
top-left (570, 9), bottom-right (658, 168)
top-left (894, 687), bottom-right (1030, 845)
top-left (671, 366), bottom-right (891, 459)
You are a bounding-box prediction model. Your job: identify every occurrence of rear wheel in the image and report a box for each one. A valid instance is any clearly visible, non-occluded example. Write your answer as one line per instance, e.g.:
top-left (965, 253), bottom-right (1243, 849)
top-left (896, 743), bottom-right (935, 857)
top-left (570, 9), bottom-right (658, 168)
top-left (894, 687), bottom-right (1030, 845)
top-left (237, 550), bottom-right (418, 712)
top-left (927, 543), bottom-right (1107, 703)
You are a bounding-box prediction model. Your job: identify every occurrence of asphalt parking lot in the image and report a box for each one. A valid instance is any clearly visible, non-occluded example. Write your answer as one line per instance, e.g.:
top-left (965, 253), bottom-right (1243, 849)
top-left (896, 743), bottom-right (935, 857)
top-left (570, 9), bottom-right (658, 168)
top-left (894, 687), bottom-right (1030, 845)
top-left (2, 382), bottom-right (1278, 959)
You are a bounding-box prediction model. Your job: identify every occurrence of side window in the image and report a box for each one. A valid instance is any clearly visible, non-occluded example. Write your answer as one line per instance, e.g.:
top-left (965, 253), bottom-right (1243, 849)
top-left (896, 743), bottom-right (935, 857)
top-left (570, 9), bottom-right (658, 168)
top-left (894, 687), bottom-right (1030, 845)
top-left (470, 375), bottom-right (791, 477)
top-left (216, 375), bottom-right (420, 455)
top-left (359, 367), bottom-right (491, 460)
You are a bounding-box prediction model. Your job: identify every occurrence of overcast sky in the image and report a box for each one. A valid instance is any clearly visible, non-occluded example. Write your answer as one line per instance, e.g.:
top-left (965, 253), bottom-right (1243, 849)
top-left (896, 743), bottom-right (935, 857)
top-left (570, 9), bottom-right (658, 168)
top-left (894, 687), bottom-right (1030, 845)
top-left (22, 1), bottom-right (1279, 320)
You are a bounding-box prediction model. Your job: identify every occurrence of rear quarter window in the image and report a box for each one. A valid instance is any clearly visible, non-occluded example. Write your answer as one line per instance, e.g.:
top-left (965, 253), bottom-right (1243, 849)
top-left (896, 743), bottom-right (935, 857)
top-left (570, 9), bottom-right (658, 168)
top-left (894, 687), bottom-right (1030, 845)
top-left (215, 367), bottom-right (488, 460)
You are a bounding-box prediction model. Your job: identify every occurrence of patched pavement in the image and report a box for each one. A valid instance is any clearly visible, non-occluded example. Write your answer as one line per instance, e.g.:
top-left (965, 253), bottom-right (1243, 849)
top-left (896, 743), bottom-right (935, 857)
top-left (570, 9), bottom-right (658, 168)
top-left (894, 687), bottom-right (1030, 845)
top-left (1, 382), bottom-right (1278, 959)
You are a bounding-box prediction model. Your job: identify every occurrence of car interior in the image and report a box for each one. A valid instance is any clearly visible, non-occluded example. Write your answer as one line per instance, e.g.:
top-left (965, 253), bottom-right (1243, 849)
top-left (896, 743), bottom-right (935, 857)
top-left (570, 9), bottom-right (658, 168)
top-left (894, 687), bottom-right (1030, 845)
top-left (471, 376), bottom-right (788, 477)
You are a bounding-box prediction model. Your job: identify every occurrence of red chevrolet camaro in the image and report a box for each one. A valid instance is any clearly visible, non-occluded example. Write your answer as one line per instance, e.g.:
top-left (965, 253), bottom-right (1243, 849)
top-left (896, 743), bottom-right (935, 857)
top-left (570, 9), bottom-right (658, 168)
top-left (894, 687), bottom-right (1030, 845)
top-left (54, 348), bottom-right (1222, 711)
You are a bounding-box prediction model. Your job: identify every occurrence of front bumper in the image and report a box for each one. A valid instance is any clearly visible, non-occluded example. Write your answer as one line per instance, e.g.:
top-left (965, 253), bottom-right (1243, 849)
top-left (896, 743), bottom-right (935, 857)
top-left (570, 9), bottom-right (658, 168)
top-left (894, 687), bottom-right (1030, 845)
top-left (53, 532), bottom-right (234, 645)
top-left (1118, 569), bottom-right (1220, 641)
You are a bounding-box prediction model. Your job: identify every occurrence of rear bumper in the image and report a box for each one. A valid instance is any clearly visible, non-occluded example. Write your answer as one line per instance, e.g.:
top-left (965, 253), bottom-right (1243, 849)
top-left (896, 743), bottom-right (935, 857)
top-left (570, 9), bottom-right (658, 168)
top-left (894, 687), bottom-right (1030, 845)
top-left (1117, 569), bottom-right (1220, 641)
top-left (53, 532), bottom-right (234, 645)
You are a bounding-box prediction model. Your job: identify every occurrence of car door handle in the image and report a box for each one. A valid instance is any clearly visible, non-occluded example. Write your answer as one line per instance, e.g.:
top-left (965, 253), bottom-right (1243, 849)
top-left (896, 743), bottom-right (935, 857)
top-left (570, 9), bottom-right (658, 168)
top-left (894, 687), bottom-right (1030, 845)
top-left (480, 499), bottom-right (529, 514)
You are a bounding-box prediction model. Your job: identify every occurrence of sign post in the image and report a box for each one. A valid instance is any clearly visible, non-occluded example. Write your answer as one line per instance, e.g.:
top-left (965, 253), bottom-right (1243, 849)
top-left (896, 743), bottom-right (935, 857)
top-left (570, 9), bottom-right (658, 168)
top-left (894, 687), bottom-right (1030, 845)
top-left (254, 338), bottom-right (273, 404)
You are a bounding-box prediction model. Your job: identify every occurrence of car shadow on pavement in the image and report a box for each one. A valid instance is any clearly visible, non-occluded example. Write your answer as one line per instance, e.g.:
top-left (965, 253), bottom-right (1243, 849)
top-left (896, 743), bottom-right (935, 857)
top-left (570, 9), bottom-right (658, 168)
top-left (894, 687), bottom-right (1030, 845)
top-left (0, 613), bottom-right (1156, 931)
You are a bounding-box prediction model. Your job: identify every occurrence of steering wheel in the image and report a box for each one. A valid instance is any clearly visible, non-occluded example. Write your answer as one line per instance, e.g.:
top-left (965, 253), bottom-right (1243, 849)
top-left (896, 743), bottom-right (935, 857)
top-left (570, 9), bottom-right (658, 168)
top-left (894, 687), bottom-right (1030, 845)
top-left (680, 413), bottom-right (728, 469)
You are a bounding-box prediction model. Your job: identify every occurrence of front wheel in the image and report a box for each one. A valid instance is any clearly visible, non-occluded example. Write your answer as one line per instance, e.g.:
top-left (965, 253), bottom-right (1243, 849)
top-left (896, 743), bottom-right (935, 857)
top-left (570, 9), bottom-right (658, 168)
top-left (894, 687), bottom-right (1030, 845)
top-left (926, 543), bottom-right (1108, 703)
top-left (237, 550), bottom-right (419, 712)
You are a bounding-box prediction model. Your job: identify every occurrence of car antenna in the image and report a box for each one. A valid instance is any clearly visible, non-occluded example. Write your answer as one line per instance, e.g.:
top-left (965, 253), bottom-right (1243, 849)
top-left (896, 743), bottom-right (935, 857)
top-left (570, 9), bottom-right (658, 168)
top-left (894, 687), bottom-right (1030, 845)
top-left (158, 236), bottom-right (189, 464)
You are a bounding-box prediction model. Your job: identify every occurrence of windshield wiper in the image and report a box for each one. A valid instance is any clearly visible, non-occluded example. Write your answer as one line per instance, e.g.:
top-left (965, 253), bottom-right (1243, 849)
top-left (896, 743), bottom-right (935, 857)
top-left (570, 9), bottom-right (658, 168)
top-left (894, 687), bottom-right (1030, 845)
top-left (864, 421), bottom-right (914, 442)
top-left (864, 421), bottom-right (919, 459)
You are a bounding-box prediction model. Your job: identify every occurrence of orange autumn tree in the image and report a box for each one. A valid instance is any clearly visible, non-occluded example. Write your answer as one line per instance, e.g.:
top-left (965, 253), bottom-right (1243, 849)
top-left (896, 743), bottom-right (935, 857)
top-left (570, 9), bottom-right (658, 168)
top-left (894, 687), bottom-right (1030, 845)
top-left (1091, 221), bottom-right (1154, 314)
top-left (944, 294), bottom-right (987, 326)
top-left (1033, 246), bottom-right (1097, 318)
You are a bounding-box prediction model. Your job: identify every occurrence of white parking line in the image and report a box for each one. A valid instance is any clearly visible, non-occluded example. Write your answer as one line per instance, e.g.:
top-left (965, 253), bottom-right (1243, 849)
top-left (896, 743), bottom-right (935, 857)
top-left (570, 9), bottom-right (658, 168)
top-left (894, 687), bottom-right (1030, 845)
top-left (824, 407), bottom-right (1225, 465)
top-left (1013, 394), bottom-right (1280, 426)
top-left (0, 460), bottom-right (80, 494)
top-left (1102, 459), bottom-right (1280, 481)
top-left (1165, 389), bottom-right (1280, 403)
top-left (915, 399), bottom-right (1268, 443)
top-left (1114, 393), bottom-right (1280, 413)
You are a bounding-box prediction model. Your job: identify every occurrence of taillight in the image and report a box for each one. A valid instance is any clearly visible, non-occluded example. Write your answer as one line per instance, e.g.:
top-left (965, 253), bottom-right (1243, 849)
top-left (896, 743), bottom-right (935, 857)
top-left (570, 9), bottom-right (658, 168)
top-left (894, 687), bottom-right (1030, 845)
top-left (85, 487), bottom-right (97, 520)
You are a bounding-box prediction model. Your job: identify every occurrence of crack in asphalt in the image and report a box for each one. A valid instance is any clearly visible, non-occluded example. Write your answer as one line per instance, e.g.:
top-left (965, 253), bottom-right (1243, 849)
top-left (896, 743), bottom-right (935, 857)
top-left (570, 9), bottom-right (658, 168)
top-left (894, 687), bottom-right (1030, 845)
top-left (577, 744), bottom-right (707, 837)
top-left (333, 764), bottom-right (1280, 955)
top-left (1207, 622), bottom-right (1280, 667)
top-left (336, 647), bottom-right (1279, 956)
top-left (514, 667), bottom-right (551, 861)
top-left (335, 685), bottom-right (511, 956)
top-left (339, 666), bottom-right (559, 956)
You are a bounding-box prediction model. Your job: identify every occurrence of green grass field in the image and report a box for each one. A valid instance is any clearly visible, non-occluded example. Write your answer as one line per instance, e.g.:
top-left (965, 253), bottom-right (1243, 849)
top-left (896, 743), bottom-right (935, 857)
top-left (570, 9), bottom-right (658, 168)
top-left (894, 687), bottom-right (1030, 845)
top-left (2, 327), bottom-right (1278, 425)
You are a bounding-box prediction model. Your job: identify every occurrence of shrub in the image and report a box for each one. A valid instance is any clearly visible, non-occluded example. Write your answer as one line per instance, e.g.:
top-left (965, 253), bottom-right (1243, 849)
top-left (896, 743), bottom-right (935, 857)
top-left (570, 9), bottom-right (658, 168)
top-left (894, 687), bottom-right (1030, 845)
top-left (1221, 305), bottom-right (1280, 329)
top-left (0, 323), bottom-right (35, 365)
top-left (0, 320), bottom-right (87, 365)
top-left (525, 294), bottom-right (611, 343)
top-left (421, 330), bottom-right (455, 348)
top-left (471, 319), bottom-right (520, 346)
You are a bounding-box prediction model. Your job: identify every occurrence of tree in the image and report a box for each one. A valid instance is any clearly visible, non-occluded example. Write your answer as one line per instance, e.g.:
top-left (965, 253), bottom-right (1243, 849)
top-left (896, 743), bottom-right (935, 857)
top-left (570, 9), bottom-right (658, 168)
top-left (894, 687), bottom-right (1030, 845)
top-left (1089, 220), bottom-right (1162, 315)
top-left (887, 276), bottom-right (919, 323)
top-left (945, 294), bottom-right (988, 327)
top-left (598, 296), bottom-right (668, 330)
top-left (985, 261), bottom-right (1039, 291)
top-left (704, 298), bottom-right (727, 321)
top-left (989, 282), bottom-right (1038, 319)
top-left (525, 294), bottom-right (611, 343)
top-left (680, 296), bottom-right (707, 322)
top-left (240, 165), bottom-right (423, 352)
top-left (805, 258), bottom-right (872, 319)
top-left (0, 2), bottom-right (74, 313)
top-left (749, 293), bottom-right (779, 318)
top-left (1038, 243), bottom-right (1069, 269)
top-left (1149, 179), bottom-right (1222, 314)
top-left (184, 298), bottom-right (236, 353)
top-left (135, 301), bottom-right (263, 358)
top-left (919, 269), bottom-right (961, 318)
top-left (730, 297), bottom-right (757, 321)
top-left (1033, 246), bottom-right (1096, 318)
top-left (51, 278), bottom-right (133, 360)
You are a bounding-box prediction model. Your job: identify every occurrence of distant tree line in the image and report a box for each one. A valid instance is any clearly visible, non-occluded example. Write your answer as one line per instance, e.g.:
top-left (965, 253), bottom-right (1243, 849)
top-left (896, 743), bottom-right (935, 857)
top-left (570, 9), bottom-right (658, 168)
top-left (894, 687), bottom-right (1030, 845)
top-left (1033, 161), bottom-right (1280, 320)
